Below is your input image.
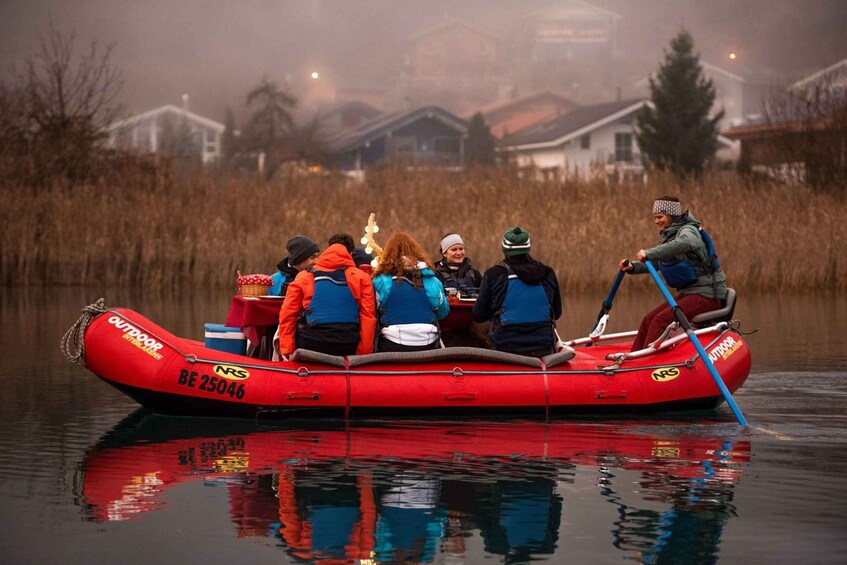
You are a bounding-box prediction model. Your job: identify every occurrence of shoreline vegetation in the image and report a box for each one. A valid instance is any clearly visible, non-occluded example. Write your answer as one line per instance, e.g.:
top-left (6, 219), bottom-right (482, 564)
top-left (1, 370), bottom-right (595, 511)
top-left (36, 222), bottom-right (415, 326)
top-left (2, 166), bottom-right (843, 292)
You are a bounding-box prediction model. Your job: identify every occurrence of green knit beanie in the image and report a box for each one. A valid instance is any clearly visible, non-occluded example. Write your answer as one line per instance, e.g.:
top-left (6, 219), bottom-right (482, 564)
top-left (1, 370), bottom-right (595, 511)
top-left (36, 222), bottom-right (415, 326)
top-left (502, 226), bottom-right (531, 257)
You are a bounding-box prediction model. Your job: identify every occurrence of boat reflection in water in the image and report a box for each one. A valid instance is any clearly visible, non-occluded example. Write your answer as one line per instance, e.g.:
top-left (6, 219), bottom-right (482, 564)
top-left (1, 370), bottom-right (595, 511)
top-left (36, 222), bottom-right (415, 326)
top-left (78, 411), bottom-right (750, 563)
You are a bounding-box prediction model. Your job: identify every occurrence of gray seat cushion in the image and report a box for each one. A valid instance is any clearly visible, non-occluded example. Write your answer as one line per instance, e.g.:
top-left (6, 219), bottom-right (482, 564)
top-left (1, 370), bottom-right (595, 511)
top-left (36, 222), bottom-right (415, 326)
top-left (347, 346), bottom-right (544, 368)
top-left (290, 349), bottom-right (347, 367)
top-left (541, 350), bottom-right (576, 368)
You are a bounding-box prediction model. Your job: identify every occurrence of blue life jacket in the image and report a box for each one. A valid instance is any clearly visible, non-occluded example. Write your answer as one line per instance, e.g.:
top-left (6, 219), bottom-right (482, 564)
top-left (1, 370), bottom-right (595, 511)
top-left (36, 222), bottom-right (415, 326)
top-left (380, 276), bottom-right (437, 326)
top-left (658, 226), bottom-right (721, 289)
top-left (303, 268), bottom-right (359, 326)
top-left (496, 265), bottom-right (551, 326)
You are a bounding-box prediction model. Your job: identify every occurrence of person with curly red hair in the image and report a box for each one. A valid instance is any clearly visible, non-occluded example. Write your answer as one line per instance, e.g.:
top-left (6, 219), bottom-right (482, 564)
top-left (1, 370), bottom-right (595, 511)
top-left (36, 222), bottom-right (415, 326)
top-left (372, 232), bottom-right (450, 352)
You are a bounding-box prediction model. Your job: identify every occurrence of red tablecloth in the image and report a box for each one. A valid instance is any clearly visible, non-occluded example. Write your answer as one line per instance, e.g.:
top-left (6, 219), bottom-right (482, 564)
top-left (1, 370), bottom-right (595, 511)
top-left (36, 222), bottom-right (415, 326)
top-left (440, 299), bottom-right (475, 333)
top-left (225, 296), bottom-right (284, 345)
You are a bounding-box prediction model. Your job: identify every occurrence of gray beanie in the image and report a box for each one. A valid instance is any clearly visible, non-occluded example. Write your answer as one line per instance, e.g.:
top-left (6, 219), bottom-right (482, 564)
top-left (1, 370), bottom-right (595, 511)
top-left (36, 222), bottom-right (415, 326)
top-left (287, 235), bottom-right (319, 265)
top-left (502, 226), bottom-right (531, 257)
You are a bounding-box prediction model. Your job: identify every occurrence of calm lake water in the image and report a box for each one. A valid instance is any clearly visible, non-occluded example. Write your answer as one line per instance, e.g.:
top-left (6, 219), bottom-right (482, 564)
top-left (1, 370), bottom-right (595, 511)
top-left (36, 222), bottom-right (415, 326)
top-left (2, 287), bottom-right (846, 564)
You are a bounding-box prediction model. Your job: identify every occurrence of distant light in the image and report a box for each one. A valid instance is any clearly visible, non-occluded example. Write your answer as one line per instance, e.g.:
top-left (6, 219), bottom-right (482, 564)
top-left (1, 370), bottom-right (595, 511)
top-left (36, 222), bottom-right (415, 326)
top-left (311, 71), bottom-right (319, 80)
top-left (729, 53), bottom-right (737, 60)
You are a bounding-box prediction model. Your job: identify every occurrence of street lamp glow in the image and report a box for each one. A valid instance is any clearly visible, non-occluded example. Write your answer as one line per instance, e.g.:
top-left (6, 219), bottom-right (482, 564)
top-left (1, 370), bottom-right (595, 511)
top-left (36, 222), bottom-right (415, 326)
top-left (729, 52), bottom-right (737, 60)
top-left (311, 71), bottom-right (319, 80)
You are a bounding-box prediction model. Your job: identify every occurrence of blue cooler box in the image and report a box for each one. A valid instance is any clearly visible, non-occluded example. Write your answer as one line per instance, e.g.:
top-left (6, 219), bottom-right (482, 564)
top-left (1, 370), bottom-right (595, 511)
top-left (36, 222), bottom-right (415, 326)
top-left (204, 323), bottom-right (247, 355)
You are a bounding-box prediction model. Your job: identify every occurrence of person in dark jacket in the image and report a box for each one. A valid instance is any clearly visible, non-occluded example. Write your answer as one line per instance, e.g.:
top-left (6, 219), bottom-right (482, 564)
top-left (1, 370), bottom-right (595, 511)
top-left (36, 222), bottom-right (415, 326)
top-left (472, 227), bottom-right (562, 357)
top-left (434, 233), bottom-right (482, 293)
top-left (620, 196), bottom-right (727, 352)
top-left (269, 235), bottom-right (320, 296)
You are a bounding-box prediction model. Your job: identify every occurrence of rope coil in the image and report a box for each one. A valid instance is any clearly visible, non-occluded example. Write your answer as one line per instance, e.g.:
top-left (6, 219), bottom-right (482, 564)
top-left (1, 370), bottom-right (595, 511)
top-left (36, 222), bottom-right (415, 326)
top-left (60, 298), bottom-right (109, 364)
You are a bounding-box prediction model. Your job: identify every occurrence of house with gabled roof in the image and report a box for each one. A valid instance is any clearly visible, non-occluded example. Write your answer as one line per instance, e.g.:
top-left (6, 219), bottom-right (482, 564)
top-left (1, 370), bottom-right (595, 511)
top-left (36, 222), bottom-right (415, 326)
top-left (328, 106), bottom-right (467, 172)
top-left (790, 57), bottom-right (847, 97)
top-left (500, 97), bottom-right (739, 176)
top-left (723, 59), bottom-right (847, 185)
top-left (466, 91), bottom-right (580, 139)
top-left (498, 98), bottom-right (646, 175)
top-left (407, 18), bottom-right (500, 80)
top-left (525, 0), bottom-right (621, 62)
top-left (384, 18), bottom-right (506, 116)
top-left (313, 100), bottom-right (383, 139)
top-left (106, 104), bottom-right (224, 165)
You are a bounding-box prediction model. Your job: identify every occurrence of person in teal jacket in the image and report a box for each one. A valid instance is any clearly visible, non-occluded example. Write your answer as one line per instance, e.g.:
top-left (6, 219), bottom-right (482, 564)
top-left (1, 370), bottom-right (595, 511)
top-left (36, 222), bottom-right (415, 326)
top-left (372, 232), bottom-right (449, 352)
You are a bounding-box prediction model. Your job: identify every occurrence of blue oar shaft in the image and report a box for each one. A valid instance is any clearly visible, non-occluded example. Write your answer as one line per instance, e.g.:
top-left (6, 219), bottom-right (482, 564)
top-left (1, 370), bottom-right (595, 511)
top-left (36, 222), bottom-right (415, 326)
top-left (644, 261), bottom-right (748, 426)
top-left (603, 271), bottom-right (626, 311)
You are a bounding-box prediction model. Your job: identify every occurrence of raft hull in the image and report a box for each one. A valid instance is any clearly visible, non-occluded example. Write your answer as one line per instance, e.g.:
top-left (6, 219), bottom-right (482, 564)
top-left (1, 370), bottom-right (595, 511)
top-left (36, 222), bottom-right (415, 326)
top-left (82, 307), bottom-right (751, 419)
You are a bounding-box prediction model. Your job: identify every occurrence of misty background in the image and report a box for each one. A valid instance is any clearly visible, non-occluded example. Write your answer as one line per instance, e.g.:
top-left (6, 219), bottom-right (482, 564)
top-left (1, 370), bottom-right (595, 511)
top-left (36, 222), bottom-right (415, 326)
top-left (2, 0), bottom-right (846, 125)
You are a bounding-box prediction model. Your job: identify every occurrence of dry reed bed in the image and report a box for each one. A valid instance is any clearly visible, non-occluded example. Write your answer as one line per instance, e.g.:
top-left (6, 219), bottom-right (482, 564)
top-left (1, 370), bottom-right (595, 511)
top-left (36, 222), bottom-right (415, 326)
top-left (1, 167), bottom-right (843, 292)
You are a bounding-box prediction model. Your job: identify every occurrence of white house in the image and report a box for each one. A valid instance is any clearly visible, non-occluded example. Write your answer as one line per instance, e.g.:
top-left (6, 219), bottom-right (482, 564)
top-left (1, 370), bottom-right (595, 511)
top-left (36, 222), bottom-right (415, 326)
top-left (107, 104), bottom-right (225, 165)
top-left (498, 98), bottom-right (739, 176)
top-left (789, 57), bottom-right (847, 97)
top-left (498, 98), bottom-right (647, 177)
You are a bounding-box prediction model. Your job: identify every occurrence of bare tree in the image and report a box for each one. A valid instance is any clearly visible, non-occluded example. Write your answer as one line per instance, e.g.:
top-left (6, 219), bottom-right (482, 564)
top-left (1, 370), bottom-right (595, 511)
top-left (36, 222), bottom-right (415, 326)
top-left (753, 75), bottom-right (847, 189)
top-left (0, 20), bottom-right (123, 185)
top-left (245, 76), bottom-right (296, 178)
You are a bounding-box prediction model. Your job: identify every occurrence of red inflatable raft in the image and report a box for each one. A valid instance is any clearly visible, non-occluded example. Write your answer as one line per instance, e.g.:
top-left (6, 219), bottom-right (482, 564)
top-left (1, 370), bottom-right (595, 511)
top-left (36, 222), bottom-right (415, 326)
top-left (63, 301), bottom-right (751, 419)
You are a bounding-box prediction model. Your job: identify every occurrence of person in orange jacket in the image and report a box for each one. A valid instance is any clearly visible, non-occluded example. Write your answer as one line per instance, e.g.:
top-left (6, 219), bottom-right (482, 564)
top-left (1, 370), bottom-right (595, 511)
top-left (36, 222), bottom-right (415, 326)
top-left (278, 242), bottom-right (376, 359)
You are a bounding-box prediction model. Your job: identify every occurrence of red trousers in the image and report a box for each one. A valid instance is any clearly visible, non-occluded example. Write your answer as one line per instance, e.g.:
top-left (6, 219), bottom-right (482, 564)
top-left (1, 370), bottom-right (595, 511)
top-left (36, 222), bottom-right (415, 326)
top-left (630, 293), bottom-right (721, 352)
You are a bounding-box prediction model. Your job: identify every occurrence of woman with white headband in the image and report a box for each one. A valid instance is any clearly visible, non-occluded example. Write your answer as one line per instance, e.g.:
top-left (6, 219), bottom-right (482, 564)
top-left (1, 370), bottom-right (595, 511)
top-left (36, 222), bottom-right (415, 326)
top-left (619, 195), bottom-right (727, 352)
top-left (434, 232), bottom-right (482, 294)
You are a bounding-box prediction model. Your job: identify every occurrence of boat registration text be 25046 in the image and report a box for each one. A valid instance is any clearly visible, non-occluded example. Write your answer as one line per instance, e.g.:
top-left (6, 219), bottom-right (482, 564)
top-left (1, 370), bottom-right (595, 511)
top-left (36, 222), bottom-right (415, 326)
top-left (177, 369), bottom-right (246, 400)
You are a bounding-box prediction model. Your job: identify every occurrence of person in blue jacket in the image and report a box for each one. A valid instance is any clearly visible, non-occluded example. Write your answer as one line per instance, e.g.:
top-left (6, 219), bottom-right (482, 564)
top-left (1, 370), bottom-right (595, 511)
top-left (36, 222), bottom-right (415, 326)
top-left (372, 232), bottom-right (450, 352)
top-left (269, 235), bottom-right (320, 296)
top-left (472, 226), bottom-right (562, 357)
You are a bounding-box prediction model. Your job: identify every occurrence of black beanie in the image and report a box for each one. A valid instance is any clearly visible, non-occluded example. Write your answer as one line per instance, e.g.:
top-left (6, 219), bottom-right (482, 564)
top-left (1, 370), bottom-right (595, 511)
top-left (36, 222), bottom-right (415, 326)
top-left (351, 247), bottom-right (373, 266)
top-left (287, 235), bottom-right (319, 265)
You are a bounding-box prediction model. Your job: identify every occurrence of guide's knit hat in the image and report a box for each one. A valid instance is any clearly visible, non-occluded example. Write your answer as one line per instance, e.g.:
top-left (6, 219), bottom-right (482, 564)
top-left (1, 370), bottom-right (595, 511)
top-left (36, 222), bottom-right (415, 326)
top-left (652, 198), bottom-right (682, 217)
top-left (440, 233), bottom-right (464, 255)
top-left (286, 235), bottom-right (319, 265)
top-left (501, 226), bottom-right (531, 257)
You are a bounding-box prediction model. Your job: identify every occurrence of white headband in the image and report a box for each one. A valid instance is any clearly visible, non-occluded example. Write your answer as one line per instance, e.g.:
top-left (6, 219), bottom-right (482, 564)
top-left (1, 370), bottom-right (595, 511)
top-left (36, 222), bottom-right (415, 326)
top-left (440, 234), bottom-right (464, 254)
top-left (653, 199), bottom-right (682, 216)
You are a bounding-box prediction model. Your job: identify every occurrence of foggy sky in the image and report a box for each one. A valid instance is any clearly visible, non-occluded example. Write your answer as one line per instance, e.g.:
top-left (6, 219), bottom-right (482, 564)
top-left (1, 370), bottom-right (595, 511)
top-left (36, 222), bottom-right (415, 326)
top-left (2, 0), bottom-right (846, 122)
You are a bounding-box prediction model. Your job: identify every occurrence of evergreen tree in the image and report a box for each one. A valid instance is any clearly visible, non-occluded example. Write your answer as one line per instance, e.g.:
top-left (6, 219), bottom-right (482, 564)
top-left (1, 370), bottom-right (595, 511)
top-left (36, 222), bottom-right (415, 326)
top-left (636, 30), bottom-right (723, 176)
top-left (465, 112), bottom-right (495, 166)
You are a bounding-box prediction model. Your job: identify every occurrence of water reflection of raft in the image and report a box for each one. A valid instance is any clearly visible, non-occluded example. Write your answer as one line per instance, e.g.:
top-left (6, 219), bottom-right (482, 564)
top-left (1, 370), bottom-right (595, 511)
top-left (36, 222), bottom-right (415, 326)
top-left (67, 304), bottom-right (751, 419)
top-left (79, 411), bottom-right (751, 524)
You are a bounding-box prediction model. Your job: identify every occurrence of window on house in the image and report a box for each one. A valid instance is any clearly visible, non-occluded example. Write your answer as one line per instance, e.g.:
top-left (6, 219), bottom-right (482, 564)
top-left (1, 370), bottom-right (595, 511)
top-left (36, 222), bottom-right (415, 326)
top-left (615, 132), bottom-right (633, 162)
top-left (580, 133), bottom-right (591, 150)
top-left (388, 136), bottom-right (416, 162)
